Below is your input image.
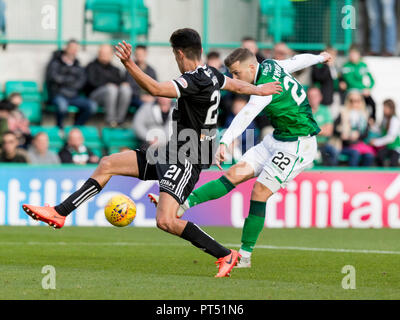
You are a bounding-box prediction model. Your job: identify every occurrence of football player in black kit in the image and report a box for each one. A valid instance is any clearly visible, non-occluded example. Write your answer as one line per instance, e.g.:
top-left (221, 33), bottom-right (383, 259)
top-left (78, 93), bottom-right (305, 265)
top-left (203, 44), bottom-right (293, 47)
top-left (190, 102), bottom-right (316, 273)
top-left (22, 28), bottom-right (282, 277)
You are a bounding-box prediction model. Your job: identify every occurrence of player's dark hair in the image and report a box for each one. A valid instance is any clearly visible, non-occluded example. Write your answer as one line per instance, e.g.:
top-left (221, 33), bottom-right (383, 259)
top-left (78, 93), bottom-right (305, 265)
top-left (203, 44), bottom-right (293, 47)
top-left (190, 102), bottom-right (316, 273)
top-left (207, 51), bottom-right (220, 61)
top-left (169, 28), bottom-right (202, 60)
top-left (224, 48), bottom-right (255, 68)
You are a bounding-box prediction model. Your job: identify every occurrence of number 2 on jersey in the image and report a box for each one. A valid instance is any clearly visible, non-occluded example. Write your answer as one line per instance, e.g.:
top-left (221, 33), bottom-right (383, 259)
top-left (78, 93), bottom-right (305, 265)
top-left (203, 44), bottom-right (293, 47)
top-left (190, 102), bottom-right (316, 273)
top-left (204, 90), bottom-right (220, 125)
top-left (283, 76), bottom-right (306, 106)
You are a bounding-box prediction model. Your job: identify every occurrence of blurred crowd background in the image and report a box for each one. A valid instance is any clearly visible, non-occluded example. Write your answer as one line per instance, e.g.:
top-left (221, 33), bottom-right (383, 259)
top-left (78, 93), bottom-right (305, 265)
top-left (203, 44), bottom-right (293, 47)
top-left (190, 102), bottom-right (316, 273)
top-left (0, 0), bottom-right (399, 167)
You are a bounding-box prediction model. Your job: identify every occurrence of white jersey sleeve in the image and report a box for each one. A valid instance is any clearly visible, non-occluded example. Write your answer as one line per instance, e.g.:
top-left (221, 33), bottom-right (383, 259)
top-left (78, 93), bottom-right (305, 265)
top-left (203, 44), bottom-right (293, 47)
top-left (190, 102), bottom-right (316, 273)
top-left (275, 54), bottom-right (325, 74)
top-left (220, 93), bottom-right (272, 147)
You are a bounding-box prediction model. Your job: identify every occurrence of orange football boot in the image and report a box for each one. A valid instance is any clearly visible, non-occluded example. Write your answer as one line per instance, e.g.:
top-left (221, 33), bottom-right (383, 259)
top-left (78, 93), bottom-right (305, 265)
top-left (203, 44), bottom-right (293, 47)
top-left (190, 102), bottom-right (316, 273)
top-left (22, 204), bottom-right (66, 229)
top-left (215, 249), bottom-right (241, 278)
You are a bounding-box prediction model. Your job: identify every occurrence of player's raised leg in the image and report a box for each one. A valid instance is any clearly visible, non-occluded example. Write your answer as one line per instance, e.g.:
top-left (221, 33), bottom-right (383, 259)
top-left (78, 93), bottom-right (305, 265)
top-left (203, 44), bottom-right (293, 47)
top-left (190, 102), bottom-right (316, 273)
top-left (22, 150), bottom-right (141, 228)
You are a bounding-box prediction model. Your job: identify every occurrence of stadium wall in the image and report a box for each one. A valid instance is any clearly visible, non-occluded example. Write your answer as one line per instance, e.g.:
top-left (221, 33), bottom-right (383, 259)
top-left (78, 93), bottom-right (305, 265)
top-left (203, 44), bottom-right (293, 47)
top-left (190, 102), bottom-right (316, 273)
top-left (0, 165), bottom-right (399, 228)
top-left (1, 0), bottom-right (257, 86)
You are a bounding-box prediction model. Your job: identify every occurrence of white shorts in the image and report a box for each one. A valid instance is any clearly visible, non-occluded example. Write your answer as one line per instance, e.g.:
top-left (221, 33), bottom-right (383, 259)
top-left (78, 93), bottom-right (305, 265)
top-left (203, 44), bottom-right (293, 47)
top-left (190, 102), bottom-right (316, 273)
top-left (240, 134), bottom-right (317, 193)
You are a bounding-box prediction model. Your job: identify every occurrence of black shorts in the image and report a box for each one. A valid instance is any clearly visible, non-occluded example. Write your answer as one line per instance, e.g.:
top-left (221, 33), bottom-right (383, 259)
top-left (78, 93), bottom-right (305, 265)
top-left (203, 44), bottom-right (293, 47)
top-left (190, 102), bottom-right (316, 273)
top-left (135, 149), bottom-right (202, 204)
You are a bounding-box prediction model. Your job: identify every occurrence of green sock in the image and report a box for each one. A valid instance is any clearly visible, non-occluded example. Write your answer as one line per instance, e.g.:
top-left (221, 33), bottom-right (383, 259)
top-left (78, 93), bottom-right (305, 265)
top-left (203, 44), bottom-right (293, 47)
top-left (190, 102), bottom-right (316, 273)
top-left (187, 176), bottom-right (235, 207)
top-left (241, 200), bottom-right (266, 253)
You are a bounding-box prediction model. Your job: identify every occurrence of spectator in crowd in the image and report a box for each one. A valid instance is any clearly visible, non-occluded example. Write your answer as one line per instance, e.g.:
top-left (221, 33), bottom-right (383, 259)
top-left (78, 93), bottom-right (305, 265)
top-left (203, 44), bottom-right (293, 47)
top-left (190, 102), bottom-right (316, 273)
top-left (311, 47), bottom-right (339, 106)
top-left (0, 99), bottom-right (12, 144)
top-left (7, 92), bottom-right (31, 147)
top-left (335, 90), bottom-right (375, 167)
top-left (27, 132), bottom-right (60, 165)
top-left (45, 39), bottom-right (97, 128)
top-left (370, 99), bottom-right (400, 167)
top-left (127, 45), bottom-right (157, 108)
top-left (86, 44), bottom-right (132, 127)
top-left (58, 128), bottom-right (99, 165)
top-left (224, 95), bottom-right (259, 162)
top-left (241, 36), bottom-right (265, 63)
top-left (339, 45), bottom-right (376, 120)
top-left (366, 0), bottom-right (397, 56)
top-left (0, 0), bottom-right (6, 50)
top-left (308, 87), bottom-right (338, 166)
top-left (132, 96), bottom-right (173, 148)
top-left (206, 51), bottom-right (222, 70)
top-left (272, 42), bottom-right (292, 60)
top-left (206, 51), bottom-right (232, 127)
top-left (206, 51), bottom-right (230, 74)
top-left (0, 131), bottom-right (28, 163)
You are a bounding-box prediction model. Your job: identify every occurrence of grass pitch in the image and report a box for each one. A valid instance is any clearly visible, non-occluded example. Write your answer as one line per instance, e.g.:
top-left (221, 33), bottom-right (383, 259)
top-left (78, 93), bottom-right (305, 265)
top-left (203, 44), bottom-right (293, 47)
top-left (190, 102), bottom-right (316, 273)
top-left (1, 226), bottom-right (399, 300)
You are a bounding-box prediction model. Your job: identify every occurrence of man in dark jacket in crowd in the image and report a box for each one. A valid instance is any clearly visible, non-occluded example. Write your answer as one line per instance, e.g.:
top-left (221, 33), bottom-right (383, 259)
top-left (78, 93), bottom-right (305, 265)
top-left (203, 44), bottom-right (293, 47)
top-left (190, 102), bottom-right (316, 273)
top-left (46, 39), bottom-right (97, 128)
top-left (311, 47), bottom-right (338, 106)
top-left (85, 44), bottom-right (132, 127)
top-left (126, 45), bottom-right (157, 108)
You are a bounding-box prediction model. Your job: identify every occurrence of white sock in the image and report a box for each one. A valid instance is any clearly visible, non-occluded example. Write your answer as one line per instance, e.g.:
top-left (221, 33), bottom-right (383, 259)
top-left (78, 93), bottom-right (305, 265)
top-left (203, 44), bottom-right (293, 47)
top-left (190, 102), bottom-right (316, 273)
top-left (239, 248), bottom-right (252, 259)
top-left (182, 199), bottom-right (190, 210)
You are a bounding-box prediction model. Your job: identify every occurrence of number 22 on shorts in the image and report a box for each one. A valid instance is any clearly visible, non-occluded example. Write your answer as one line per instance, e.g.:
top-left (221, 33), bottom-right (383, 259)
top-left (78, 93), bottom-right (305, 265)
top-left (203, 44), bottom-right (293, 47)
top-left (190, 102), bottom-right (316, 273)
top-left (270, 150), bottom-right (298, 182)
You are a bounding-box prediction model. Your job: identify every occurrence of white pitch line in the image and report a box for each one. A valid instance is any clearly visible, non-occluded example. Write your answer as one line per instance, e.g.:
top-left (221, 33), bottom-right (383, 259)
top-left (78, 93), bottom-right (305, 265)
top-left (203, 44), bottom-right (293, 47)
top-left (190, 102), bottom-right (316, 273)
top-left (1, 241), bottom-right (400, 255)
top-left (225, 244), bottom-right (400, 255)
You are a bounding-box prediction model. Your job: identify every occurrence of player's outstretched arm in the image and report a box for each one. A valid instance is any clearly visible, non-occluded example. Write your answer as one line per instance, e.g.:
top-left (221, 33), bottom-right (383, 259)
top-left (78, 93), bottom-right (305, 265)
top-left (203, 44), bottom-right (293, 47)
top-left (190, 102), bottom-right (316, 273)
top-left (277, 52), bottom-right (332, 74)
top-left (215, 95), bottom-right (272, 169)
top-left (223, 77), bottom-right (282, 96)
top-left (115, 41), bottom-right (178, 98)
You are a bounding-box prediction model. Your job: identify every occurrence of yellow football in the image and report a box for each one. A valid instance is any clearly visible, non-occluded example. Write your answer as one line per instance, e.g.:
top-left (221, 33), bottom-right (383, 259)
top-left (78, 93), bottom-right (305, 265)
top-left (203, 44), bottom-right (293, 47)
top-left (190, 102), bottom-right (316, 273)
top-left (104, 194), bottom-right (136, 227)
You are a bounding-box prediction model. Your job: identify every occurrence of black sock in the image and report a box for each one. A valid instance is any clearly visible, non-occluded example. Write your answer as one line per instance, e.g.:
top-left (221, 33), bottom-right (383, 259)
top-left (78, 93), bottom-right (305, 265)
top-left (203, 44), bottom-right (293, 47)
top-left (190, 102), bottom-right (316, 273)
top-left (180, 222), bottom-right (231, 258)
top-left (54, 178), bottom-right (102, 216)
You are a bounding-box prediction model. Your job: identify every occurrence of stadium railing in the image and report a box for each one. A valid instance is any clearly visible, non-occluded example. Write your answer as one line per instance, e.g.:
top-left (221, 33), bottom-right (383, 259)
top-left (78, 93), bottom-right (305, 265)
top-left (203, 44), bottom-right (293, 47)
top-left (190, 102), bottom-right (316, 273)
top-left (0, 0), bottom-right (355, 53)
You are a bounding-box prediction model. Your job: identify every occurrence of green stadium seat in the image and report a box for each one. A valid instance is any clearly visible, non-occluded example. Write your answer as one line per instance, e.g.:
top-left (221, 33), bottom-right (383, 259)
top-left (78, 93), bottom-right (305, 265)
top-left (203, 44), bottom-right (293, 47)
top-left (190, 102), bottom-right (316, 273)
top-left (128, 105), bottom-right (138, 114)
top-left (84, 0), bottom-right (149, 35)
top-left (64, 125), bottom-right (100, 140)
top-left (30, 125), bottom-right (64, 151)
top-left (121, 0), bottom-right (149, 35)
top-left (19, 101), bottom-right (42, 124)
top-left (107, 145), bottom-right (128, 154)
top-left (45, 104), bottom-right (79, 113)
top-left (90, 147), bottom-right (104, 158)
top-left (259, 0), bottom-right (295, 39)
top-left (5, 81), bottom-right (41, 102)
top-left (338, 153), bottom-right (349, 163)
top-left (0, 91), bottom-right (4, 100)
top-left (102, 127), bottom-right (139, 152)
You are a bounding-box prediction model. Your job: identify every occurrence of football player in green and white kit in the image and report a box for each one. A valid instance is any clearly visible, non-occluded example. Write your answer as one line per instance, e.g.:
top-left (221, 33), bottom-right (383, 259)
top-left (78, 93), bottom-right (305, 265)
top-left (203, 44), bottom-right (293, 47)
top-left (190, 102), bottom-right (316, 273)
top-left (149, 48), bottom-right (332, 268)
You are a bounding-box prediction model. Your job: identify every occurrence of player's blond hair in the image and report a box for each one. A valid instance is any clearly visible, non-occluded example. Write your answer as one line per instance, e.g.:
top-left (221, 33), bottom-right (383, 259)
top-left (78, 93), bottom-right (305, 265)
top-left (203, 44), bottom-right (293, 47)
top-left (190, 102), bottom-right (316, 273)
top-left (224, 48), bottom-right (257, 68)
